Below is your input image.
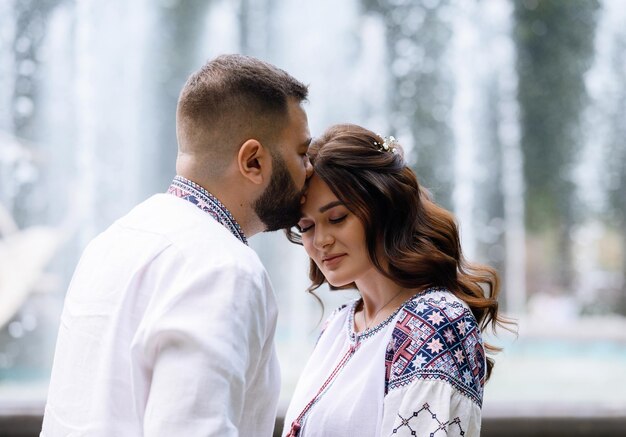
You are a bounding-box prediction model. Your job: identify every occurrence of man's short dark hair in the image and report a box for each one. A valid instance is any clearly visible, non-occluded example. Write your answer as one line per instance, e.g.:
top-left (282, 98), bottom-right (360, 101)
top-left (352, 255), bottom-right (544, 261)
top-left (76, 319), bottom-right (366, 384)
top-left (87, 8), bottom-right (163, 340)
top-left (176, 54), bottom-right (308, 175)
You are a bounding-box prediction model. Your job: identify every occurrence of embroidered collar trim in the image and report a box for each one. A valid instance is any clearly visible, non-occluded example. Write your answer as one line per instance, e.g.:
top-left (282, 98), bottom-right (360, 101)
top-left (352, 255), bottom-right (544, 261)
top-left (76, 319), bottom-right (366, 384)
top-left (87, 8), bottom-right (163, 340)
top-left (167, 175), bottom-right (248, 245)
top-left (347, 286), bottom-right (446, 344)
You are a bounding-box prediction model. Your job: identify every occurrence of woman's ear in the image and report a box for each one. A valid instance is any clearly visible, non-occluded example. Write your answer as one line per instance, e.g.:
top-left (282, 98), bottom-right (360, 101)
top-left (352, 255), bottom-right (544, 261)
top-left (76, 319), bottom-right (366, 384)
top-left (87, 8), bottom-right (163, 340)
top-left (237, 139), bottom-right (271, 185)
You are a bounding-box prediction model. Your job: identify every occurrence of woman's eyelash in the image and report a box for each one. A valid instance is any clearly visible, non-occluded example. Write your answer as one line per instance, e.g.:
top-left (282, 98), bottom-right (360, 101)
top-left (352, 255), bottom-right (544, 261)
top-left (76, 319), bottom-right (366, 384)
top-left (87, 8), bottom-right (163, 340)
top-left (298, 213), bottom-right (347, 233)
top-left (298, 224), bottom-right (313, 233)
top-left (329, 214), bottom-right (348, 224)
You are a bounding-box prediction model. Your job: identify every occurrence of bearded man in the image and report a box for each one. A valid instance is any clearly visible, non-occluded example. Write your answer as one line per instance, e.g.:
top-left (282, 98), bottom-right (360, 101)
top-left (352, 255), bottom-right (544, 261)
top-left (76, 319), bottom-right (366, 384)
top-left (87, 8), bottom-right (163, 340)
top-left (41, 54), bottom-right (313, 437)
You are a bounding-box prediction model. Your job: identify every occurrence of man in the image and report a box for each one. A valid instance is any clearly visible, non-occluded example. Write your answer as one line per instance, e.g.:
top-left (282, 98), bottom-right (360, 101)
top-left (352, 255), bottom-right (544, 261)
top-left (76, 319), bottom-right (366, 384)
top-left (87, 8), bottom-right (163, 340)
top-left (41, 54), bottom-right (313, 436)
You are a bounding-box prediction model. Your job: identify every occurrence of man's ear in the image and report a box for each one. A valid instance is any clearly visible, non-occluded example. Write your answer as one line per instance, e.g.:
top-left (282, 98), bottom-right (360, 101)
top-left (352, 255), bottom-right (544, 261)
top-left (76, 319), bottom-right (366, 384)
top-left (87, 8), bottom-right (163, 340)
top-left (237, 139), bottom-right (270, 185)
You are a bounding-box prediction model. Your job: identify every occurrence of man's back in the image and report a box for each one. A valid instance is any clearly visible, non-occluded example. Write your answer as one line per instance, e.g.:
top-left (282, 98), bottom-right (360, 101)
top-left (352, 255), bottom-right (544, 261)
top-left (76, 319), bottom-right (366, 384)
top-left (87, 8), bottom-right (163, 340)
top-left (41, 193), bottom-right (280, 436)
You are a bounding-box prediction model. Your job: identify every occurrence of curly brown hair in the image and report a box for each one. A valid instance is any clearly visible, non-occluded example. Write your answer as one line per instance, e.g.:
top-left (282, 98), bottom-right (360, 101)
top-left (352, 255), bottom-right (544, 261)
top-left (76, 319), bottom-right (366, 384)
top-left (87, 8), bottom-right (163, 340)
top-left (287, 123), bottom-right (508, 379)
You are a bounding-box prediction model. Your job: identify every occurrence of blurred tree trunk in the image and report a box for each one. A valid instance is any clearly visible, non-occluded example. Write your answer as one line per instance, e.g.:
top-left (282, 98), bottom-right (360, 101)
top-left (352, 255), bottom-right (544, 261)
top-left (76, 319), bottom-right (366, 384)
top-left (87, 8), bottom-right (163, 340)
top-left (608, 34), bottom-right (626, 315)
top-left (361, 0), bottom-right (455, 209)
top-left (514, 0), bottom-right (600, 294)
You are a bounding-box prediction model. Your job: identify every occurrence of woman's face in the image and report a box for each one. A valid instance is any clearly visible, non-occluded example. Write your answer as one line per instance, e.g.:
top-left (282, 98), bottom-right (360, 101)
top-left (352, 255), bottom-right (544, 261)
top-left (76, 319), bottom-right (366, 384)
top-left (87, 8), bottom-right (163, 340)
top-left (297, 175), bottom-right (374, 287)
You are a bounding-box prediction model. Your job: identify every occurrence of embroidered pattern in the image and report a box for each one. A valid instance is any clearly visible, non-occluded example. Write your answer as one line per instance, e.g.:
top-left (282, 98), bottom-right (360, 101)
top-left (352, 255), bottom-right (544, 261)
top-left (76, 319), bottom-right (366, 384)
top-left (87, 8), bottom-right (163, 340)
top-left (347, 293), bottom-right (414, 346)
top-left (167, 175), bottom-right (248, 245)
top-left (391, 403), bottom-right (466, 436)
top-left (287, 342), bottom-right (361, 437)
top-left (385, 289), bottom-right (485, 406)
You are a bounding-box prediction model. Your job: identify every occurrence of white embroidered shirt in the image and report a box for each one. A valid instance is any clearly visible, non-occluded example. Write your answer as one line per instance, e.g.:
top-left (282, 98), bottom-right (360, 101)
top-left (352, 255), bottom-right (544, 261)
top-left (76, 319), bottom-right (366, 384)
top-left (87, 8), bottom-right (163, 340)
top-left (283, 288), bottom-right (485, 437)
top-left (42, 181), bottom-right (280, 437)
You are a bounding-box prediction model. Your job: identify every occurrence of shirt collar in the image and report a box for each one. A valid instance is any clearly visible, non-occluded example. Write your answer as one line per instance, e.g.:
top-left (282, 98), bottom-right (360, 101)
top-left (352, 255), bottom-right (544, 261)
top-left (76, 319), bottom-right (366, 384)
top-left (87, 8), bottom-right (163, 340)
top-left (167, 175), bottom-right (248, 245)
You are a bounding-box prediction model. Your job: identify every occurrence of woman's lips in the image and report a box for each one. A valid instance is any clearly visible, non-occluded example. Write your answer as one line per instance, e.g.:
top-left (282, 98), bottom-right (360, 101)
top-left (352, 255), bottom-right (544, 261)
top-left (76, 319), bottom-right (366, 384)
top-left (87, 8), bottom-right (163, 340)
top-left (322, 254), bottom-right (346, 269)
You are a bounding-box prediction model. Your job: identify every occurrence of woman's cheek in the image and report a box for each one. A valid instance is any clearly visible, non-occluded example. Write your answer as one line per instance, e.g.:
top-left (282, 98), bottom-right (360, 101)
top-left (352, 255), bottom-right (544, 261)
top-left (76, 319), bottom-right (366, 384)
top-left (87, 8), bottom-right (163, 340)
top-left (302, 236), bottom-right (315, 257)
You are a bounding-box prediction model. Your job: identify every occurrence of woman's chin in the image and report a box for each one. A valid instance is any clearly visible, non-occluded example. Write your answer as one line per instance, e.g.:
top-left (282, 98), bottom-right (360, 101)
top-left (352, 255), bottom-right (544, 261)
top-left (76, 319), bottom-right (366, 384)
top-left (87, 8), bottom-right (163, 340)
top-left (326, 278), bottom-right (355, 289)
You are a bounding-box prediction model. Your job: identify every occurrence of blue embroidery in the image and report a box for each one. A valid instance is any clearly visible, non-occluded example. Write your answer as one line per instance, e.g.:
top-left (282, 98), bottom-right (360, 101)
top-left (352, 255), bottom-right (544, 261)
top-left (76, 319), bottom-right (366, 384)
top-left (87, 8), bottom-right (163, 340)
top-left (385, 289), bottom-right (485, 407)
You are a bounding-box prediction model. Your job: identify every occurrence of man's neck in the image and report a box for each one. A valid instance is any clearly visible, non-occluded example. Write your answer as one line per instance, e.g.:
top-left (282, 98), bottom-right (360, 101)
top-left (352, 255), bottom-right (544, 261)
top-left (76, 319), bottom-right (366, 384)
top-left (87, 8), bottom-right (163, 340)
top-left (169, 175), bottom-right (254, 243)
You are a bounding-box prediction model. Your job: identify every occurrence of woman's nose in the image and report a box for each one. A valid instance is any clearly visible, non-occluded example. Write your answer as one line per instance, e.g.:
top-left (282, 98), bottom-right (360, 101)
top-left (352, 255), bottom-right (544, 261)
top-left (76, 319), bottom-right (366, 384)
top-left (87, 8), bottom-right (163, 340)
top-left (313, 227), bottom-right (333, 249)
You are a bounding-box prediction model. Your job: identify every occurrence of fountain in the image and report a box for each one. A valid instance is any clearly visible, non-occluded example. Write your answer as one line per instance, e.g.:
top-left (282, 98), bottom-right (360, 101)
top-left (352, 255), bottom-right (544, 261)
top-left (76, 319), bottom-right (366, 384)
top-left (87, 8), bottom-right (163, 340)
top-left (0, 0), bottom-right (624, 426)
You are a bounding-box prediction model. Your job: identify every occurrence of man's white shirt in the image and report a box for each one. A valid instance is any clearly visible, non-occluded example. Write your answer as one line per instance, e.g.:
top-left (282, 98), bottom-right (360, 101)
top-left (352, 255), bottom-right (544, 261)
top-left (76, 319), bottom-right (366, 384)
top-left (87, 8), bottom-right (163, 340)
top-left (41, 193), bottom-right (280, 436)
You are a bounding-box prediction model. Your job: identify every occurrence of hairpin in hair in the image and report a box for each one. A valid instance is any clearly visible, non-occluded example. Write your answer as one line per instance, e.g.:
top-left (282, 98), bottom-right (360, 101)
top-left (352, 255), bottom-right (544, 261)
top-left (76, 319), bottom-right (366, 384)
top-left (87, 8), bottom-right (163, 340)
top-left (373, 136), bottom-right (398, 154)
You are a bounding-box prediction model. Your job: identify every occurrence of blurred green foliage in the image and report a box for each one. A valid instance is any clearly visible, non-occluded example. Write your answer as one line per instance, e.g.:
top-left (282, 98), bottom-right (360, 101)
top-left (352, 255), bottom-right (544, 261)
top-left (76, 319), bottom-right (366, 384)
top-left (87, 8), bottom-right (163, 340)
top-left (514, 0), bottom-right (600, 291)
top-left (515, 0), bottom-right (600, 232)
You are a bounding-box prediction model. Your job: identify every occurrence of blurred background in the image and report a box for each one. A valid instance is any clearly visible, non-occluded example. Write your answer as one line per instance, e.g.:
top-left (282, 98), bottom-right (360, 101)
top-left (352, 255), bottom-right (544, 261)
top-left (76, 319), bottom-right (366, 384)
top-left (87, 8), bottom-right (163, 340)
top-left (1, 0), bottom-right (625, 435)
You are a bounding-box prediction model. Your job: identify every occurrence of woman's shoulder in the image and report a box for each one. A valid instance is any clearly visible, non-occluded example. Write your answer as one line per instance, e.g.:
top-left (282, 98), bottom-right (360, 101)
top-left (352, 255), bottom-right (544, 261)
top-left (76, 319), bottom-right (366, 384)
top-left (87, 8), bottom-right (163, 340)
top-left (405, 287), bottom-right (471, 314)
top-left (385, 287), bottom-right (485, 404)
top-left (394, 287), bottom-right (482, 352)
top-left (316, 300), bottom-right (354, 342)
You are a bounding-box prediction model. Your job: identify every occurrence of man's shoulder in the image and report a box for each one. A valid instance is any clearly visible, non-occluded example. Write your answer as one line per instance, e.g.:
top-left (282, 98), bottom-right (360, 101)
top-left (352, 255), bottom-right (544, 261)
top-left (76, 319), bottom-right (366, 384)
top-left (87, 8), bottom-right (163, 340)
top-left (85, 194), bottom-right (266, 278)
top-left (116, 193), bottom-right (216, 236)
top-left (119, 194), bottom-right (262, 265)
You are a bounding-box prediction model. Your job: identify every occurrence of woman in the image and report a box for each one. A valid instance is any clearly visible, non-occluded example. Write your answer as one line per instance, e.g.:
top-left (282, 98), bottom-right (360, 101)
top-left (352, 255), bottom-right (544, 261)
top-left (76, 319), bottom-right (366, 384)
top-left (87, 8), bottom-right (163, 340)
top-left (283, 124), bottom-right (507, 437)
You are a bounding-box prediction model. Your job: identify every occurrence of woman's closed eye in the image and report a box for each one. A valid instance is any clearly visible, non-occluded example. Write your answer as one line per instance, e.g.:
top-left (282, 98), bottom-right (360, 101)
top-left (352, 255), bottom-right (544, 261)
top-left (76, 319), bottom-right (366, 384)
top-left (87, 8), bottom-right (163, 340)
top-left (297, 220), bottom-right (314, 233)
top-left (298, 213), bottom-right (349, 233)
top-left (329, 214), bottom-right (348, 224)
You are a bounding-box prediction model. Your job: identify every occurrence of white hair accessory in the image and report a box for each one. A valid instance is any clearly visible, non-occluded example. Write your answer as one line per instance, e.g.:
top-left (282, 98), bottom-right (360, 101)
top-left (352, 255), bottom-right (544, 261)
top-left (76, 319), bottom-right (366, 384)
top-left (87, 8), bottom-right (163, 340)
top-left (373, 135), bottom-right (398, 154)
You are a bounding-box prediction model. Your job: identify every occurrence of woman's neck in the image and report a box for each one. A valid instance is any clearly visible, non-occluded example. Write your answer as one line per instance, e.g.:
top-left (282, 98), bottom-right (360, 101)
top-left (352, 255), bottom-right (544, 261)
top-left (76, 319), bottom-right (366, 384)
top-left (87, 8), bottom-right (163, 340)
top-left (354, 270), bottom-right (418, 331)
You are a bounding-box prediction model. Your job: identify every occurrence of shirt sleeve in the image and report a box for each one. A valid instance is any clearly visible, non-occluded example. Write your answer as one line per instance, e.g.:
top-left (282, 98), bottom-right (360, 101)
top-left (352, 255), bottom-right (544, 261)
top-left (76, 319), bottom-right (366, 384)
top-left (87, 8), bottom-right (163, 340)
top-left (380, 295), bottom-right (486, 437)
top-left (132, 248), bottom-right (274, 437)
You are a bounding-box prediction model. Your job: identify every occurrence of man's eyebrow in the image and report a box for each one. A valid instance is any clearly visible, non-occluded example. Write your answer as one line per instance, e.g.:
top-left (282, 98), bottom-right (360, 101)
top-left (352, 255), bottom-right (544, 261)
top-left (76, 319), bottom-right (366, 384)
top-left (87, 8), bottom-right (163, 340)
top-left (319, 201), bottom-right (343, 213)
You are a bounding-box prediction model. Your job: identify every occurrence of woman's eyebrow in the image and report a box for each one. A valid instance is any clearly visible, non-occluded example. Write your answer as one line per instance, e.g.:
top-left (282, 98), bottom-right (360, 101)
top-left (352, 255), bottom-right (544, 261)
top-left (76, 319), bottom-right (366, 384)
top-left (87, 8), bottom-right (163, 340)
top-left (319, 201), bottom-right (343, 213)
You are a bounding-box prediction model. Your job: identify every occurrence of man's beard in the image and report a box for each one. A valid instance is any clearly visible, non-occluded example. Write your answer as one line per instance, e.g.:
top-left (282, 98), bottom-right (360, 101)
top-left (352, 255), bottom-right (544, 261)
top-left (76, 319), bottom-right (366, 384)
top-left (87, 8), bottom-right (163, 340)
top-left (254, 152), bottom-right (305, 232)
